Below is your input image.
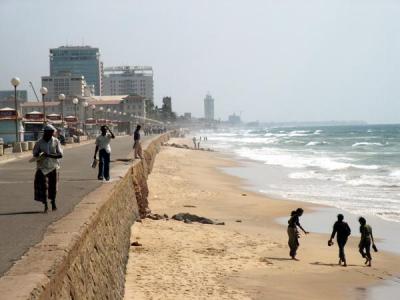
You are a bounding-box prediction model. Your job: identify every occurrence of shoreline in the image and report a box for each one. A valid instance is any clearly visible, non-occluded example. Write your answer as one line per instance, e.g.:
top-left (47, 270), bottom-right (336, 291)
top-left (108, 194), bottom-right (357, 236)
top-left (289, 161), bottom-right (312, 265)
top-left (124, 138), bottom-right (400, 299)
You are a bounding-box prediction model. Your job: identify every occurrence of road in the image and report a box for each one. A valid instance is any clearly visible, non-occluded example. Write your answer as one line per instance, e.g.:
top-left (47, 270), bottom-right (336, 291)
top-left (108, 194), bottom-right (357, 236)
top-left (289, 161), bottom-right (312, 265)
top-left (0, 135), bottom-right (140, 275)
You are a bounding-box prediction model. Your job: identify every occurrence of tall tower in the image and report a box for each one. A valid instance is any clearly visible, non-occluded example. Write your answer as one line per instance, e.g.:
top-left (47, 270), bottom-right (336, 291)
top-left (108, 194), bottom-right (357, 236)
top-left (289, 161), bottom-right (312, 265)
top-left (49, 46), bottom-right (102, 95)
top-left (204, 93), bottom-right (214, 121)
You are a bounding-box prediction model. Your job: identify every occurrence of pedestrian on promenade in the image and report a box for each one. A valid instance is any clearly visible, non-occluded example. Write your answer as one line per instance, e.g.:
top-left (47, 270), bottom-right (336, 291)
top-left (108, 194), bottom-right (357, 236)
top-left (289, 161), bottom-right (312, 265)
top-left (133, 124), bottom-right (144, 159)
top-left (32, 124), bottom-right (63, 213)
top-left (328, 214), bottom-right (351, 267)
top-left (94, 125), bottom-right (115, 181)
top-left (358, 217), bottom-right (376, 267)
top-left (287, 208), bottom-right (309, 260)
top-left (192, 136), bottom-right (197, 149)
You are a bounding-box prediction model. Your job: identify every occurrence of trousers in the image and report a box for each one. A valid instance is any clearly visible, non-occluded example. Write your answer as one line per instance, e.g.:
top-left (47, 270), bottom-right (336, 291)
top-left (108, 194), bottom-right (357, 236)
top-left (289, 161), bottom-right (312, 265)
top-left (98, 149), bottom-right (110, 180)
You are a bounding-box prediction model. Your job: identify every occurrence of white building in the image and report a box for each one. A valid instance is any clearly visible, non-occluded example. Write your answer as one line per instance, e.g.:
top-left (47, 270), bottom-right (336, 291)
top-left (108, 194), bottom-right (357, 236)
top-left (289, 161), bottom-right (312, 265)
top-left (204, 93), bottom-right (215, 121)
top-left (103, 66), bottom-right (153, 102)
top-left (41, 73), bottom-right (90, 101)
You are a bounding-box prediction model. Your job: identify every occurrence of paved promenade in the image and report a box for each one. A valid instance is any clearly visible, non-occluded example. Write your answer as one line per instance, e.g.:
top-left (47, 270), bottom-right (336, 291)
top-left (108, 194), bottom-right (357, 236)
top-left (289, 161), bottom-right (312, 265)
top-left (0, 135), bottom-right (140, 275)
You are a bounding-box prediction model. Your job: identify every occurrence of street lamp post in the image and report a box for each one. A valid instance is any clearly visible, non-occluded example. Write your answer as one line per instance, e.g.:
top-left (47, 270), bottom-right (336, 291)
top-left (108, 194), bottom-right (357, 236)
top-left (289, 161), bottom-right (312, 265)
top-left (91, 104), bottom-right (96, 119)
top-left (58, 93), bottom-right (66, 127)
top-left (99, 107), bottom-right (104, 123)
top-left (106, 108), bottom-right (111, 122)
top-left (72, 98), bottom-right (79, 132)
top-left (11, 77), bottom-right (21, 142)
top-left (72, 98), bottom-right (79, 118)
top-left (83, 101), bottom-right (88, 134)
top-left (40, 86), bottom-right (48, 124)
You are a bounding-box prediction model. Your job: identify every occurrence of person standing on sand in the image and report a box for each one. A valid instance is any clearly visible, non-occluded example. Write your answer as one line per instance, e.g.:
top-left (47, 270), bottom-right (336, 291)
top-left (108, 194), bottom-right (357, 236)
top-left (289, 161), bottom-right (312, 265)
top-left (192, 136), bottom-right (197, 149)
top-left (133, 124), bottom-right (144, 159)
top-left (328, 214), bottom-right (351, 267)
top-left (32, 124), bottom-right (63, 213)
top-left (94, 125), bottom-right (115, 181)
top-left (358, 217), bottom-right (375, 267)
top-left (287, 208), bottom-right (309, 260)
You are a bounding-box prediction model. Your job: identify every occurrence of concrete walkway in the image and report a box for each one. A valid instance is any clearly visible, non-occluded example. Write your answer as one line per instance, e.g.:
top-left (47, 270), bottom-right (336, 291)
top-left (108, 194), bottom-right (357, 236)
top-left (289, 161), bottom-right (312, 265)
top-left (0, 135), bottom-right (142, 275)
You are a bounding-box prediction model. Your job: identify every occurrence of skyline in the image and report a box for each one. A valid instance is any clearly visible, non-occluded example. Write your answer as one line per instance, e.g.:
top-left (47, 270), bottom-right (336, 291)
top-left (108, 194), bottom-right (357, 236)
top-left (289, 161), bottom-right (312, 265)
top-left (1, 0), bottom-right (400, 123)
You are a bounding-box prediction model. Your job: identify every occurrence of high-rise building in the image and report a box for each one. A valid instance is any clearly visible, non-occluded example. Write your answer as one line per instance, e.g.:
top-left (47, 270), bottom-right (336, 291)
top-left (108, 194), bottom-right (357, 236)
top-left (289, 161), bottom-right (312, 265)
top-left (162, 97), bottom-right (172, 113)
top-left (49, 46), bottom-right (103, 95)
top-left (41, 73), bottom-right (89, 101)
top-left (204, 93), bottom-right (214, 121)
top-left (103, 66), bottom-right (153, 102)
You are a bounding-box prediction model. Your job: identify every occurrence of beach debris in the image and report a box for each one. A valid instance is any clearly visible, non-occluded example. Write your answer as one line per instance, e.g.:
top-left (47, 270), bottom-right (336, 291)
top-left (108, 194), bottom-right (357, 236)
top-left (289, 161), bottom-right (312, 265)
top-left (172, 213), bottom-right (225, 225)
top-left (131, 241), bottom-right (142, 247)
top-left (146, 213), bottom-right (168, 220)
top-left (235, 219), bottom-right (242, 223)
top-left (241, 193), bottom-right (247, 196)
top-left (183, 205), bottom-right (197, 208)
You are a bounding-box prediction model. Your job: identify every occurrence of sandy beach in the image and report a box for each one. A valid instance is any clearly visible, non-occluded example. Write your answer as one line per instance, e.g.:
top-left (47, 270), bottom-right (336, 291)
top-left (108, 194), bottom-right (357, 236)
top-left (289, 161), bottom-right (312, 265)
top-left (124, 138), bottom-right (400, 300)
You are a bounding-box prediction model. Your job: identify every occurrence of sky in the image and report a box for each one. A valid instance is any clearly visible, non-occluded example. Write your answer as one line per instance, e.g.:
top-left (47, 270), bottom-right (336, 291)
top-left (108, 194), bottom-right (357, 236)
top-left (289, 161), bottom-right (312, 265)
top-left (1, 0), bottom-right (400, 123)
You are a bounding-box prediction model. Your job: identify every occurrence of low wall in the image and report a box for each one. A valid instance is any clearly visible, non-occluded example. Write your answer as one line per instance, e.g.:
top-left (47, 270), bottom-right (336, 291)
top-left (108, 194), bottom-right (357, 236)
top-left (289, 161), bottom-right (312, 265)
top-left (0, 133), bottom-right (170, 299)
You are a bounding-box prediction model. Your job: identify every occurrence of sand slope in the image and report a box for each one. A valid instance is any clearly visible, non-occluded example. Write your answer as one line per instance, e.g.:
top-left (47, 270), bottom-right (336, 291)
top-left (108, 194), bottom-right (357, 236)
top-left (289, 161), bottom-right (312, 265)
top-left (124, 140), bottom-right (400, 300)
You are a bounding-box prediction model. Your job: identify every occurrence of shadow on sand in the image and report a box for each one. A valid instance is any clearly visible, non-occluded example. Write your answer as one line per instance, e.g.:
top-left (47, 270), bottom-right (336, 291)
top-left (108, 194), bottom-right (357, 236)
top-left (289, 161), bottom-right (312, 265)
top-left (262, 257), bottom-right (293, 261)
top-left (0, 211), bottom-right (44, 216)
top-left (310, 261), bottom-right (358, 267)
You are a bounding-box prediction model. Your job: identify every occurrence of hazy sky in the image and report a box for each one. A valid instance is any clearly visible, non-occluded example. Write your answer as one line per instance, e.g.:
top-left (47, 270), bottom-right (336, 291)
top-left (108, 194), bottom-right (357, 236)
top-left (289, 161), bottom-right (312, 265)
top-left (1, 0), bottom-right (400, 123)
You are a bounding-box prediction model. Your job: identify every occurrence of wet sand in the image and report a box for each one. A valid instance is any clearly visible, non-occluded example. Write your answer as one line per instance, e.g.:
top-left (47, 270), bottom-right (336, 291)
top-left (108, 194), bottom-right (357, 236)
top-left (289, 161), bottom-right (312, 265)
top-left (124, 138), bottom-right (400, 300)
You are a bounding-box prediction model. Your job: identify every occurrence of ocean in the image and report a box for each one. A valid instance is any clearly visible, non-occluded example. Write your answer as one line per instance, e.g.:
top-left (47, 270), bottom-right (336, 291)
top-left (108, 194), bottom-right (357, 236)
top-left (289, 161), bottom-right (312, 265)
top-left (201, 124), bottom-right (400, 223)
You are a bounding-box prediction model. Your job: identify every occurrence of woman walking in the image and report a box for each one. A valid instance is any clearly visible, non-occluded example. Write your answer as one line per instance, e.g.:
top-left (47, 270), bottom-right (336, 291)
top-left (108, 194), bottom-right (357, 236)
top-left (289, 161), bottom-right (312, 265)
top-left (287, 208), bottom-right (309, 260)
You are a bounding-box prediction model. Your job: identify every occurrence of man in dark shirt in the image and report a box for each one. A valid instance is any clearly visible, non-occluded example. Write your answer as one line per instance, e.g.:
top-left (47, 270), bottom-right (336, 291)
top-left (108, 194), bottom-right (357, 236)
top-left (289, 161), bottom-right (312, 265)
top-left (328, 214), bottom-right (351, 267)
top-left (133, 125), bottom-right (143, 159)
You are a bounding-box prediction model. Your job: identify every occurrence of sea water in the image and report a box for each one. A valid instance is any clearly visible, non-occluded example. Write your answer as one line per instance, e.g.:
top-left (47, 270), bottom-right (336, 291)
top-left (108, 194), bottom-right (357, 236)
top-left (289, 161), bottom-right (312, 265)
top-left (201, 124), bottom-right (400, 223)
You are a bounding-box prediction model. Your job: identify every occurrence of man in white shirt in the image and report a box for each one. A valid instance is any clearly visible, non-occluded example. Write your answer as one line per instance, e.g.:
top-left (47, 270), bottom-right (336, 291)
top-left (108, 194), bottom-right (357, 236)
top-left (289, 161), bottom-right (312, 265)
top-left (94, 125), bottom-right (115, 181)
top-left (32, 124), bottom-right (63, 213)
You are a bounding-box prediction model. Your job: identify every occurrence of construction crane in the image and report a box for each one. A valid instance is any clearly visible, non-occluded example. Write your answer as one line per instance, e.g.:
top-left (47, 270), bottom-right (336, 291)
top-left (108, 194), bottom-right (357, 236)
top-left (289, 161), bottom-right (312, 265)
top-left (29, 81), bottom-right (40, 102)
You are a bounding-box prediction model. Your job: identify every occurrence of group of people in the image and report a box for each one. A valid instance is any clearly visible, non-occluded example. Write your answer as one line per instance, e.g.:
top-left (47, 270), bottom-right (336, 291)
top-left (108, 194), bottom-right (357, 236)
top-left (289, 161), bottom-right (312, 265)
top-left (32, 124), bottom-right (144, 213)
top-left (287, 208), bottom-right (376, 267)
top-left (192, 136), bottom-right (207, 149)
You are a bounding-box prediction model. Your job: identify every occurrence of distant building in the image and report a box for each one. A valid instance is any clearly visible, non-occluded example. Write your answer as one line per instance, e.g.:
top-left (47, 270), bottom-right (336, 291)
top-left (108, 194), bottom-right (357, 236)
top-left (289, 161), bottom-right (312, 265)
top-left (103, 66), bottom-right (153, 102)
top-left (162, 97), bottom-right (172, 113)
top-left (204, 93), bottom-right (214, 121)
top-left (41, 73), bottom-right (90, 101)
top-left (183, 112), bottom-right (192, 120)
top-left (0, 90), bottom-right (28, 109)
top-left (50, 46), bottom-right (103, 95)
top-left (228, 113), bottom-right (241, 125)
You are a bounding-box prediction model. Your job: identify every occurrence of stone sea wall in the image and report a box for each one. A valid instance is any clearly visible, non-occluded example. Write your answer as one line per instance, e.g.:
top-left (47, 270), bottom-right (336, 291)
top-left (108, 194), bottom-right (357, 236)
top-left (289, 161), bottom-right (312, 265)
top-left (0, 133), bottom-right (170, 299)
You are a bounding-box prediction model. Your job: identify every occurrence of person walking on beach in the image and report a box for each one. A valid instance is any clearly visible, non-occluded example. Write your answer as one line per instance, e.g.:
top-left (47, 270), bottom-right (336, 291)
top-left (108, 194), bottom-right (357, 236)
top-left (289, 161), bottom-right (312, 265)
top-left (192, 136), bottom-right (197, 149)
top-left (94, 125), bottom-right (115, 181)
top-left (287, 208), bottom-right (309, 260)
top-left (328, 214), bottom-right (351, 267)
top-left (32, 124), bottom-right (63, 213)
top-left (358, 217), bottom-right (376, 267)
top-left (133, 124), bottom-right (144, 159)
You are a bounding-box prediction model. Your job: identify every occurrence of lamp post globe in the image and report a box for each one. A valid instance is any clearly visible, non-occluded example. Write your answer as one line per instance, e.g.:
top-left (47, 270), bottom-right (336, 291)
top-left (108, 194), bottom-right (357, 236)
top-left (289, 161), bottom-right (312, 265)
top-left (40, 87), bottom-right (48, 95)
top-left (11, 77), bottom-right (21, 87)
top-left (58, 93), bottom-right (66, 101)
